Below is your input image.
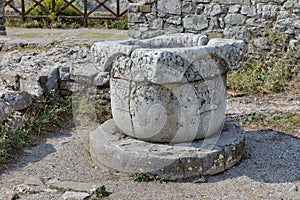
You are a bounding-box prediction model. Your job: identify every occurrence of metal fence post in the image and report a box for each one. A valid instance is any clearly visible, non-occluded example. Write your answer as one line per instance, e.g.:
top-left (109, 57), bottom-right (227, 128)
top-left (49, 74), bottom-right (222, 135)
top-left (0, 0), bottom-right (6, 35)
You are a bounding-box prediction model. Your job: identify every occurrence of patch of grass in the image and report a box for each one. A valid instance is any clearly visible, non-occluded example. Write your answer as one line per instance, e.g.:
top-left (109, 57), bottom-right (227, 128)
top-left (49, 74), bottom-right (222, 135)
top-left (11, 32), bottom-right (44, 38)
top-left (88, 15), bottom-right (128, 30)
top-left (48, 185), bottom-right (67, 193)
top-left (234, 152), bottom-right (251, 167)
top-left (154, 175), bottom-right (167, 183)
top-left (107, 171), bottom-right (119, 181)
top-left (6, 12), bottom-right (128, 30)
top-left (24, 20), bottom-right (47, 28)
top-left (132, 173), bottom-right (167, 183)
top-left (95, 100), bottom-right (112, 124)
top-left (237, 112), bottom-right (300, 135)
top-left (93, 185), bottom-right (110, 197)
top-left (132, 172), bottom-right (149, 182)
top-left (75, 32), bottom-right (125, 39)
top-left (227, 29), bottom-right (299, 95)
top-left (0, 91), bottom-right (72, 165)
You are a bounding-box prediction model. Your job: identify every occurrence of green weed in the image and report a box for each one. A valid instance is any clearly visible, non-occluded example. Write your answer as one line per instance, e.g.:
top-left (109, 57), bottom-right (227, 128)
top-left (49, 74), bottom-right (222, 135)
top-left (0, 91), bottom-right (72, 166)
top-left (238, 112), bottom-right (300, 135)
top-left (154, 175), bottom-right (167, 183)
top-left (227, 29), bottom-right (299, 95)
top-left (132, 173), bottom-right (167, 183)
top-left (94, 185), bottom-right (110, 197)
top-left (132, 172), bottom-right (149, 182)
top-left (234, 152), bottom-right (251, 167)
top-left (107, 171), bottom-right (119, 181)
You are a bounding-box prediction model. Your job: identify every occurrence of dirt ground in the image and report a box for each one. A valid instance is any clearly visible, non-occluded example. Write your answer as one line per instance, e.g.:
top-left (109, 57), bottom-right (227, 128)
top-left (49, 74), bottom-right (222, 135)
top-left (0, 28), bottom-right (299, 200)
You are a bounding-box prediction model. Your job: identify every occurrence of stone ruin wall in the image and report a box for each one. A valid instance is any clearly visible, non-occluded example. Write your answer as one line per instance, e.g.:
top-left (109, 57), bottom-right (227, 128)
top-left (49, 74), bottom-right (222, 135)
top-left (127, 0), bottom-right (299, 55)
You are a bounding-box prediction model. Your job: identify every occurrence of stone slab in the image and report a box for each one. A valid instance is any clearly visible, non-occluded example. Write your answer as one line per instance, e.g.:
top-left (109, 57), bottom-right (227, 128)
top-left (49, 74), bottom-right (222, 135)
top-left (0, 187), bottom-right (17, 200)
top-left (90, 119), bottom-right (245, 181)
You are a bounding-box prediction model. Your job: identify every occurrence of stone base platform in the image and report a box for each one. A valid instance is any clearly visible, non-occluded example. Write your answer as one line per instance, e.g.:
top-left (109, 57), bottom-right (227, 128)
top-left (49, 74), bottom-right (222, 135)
top-left (90, 119), bottom-right (245, 181)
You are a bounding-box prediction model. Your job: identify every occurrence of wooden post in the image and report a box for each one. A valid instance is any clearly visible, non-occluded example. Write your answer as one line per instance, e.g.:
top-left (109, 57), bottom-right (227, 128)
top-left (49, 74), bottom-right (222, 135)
top-left (116, 0), bottom-right (120, 18)
top-left (0, 0), bottom-right (6, 35)
top-left (83, 0), bottom-right (87, 27)
top-left (52, 0), bottom-right (55, 14)
top-left (21, 0), bottom-right (25, 22)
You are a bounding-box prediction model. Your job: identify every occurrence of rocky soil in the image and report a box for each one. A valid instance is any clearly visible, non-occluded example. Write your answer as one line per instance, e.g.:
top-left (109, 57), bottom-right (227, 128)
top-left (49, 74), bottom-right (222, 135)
top-left (0, 28), bottom-right (299, 200)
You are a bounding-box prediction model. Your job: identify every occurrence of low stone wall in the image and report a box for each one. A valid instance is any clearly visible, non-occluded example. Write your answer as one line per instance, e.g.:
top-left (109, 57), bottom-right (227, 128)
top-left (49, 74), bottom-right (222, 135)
top-left (0, 45), bottom-right (109, 125)
top-left (128, 0), bottom-right (299, 54)
top-left (0, 0), bottom-right (6, 35)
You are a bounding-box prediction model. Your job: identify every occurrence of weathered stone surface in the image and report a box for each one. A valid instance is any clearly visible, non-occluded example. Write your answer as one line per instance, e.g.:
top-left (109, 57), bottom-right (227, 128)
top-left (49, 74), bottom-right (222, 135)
top-left (61, 191), bottom-right (90, 200)
top-left (224, 26), bottom-right (251, 40)
top-left (127, 0), bottom-right (299, 61)
top-left (92, 34), bottom-right (246, 142)
top-left (93, 72), bottom-right (110, 87)
top-left (128, 13), bottom-right (146, 23)
top-left (164, 23), bottom-right (184, 33)
top-left (257, 4), bottom-right (278, 19)
top-left (0, 0), bottom-right (6, 35)
top-left (204, 4), bottom-right (225, 16)
top-left (58, 66), bottom-right (71, 81)
top-left (183, 15), bottom-right (209, 30)
top-left (157, 0), bottom-right (181, 15)
top-left (228, 5), bottom-right (240, 13)
top-left (289, 39), bottom-right (298, 50)
top-left (194, 0), bottom-right (212, 3)
top-left (225, 14), bottom-right (246, 25)
top-left (4, 91), bottom-right (32, 111)
top-left (277, 14), bottom-right (300, 28)
top-left (218, 0), bottom-right (250, 4)
top-left (0, 187), bottom-right (17, 200)
top-left (241, 5), bottom-right (256, 17)
top-left (140, 4), bottom-right (152, 13)
top-left (19, 79), bottom-right (44, 98)
top-left (182, 2), bottom-right (197, 14)
top-left (13, 184), bottom-right (34, 194)
top-left (90, 119), bottom-right (245, 180)
top-left (23, 176), bottom-right (44, 186)
top-left (0, 99), bottom-right (12, 123)
top-left (127, 3), bottom-right (140, 13)
top-left (166, 16), bottom-right (182, 25)
top-left (149, 18), bottom-right (163, 29)
top-left (49, 181), bottom-right (101, 193)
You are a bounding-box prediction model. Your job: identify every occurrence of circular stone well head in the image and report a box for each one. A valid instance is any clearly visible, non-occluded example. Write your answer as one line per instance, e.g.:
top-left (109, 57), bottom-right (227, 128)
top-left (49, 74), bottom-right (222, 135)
top-left (92, 33), bottom-right (246, 143)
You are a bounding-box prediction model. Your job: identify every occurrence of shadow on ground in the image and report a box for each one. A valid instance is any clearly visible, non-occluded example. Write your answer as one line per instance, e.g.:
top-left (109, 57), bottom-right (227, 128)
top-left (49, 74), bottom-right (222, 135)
top-left (208, 130), bottom-right (300, 183)
top-left (0, 131), bottom-right (72, 174)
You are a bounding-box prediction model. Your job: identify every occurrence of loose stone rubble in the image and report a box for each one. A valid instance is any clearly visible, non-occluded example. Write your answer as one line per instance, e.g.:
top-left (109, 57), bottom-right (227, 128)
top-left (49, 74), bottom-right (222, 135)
top-left (90, 33), bottom-right (246, 180)
top-left (0, 45), bottom-right (110, 124)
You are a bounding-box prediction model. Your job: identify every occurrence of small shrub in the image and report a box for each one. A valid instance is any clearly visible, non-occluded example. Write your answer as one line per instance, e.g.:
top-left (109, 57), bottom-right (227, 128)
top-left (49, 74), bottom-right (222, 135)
top-left (237, 112), bottom-right (300, 135)
top-left (27, 0), bottom-right (80, 17)
top-left (0, 92), bottom-right (72, 166)
top-left (132, 172), bottom-right (149, 182)
top-left (24, 20), bottom-right (45, 28)
top-left (154, 175), bottom-right (167, 183)
top-left (227, 29), bottom-right (299, 95)
top-left (94, 185), bottom-right (110, 197)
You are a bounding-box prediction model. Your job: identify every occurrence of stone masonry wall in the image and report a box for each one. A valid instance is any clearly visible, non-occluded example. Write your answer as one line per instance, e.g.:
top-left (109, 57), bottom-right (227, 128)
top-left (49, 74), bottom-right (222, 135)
top-left (127, 0), bottom-right (299, 53)
top-left (0, 0), bottom-right (6, 35)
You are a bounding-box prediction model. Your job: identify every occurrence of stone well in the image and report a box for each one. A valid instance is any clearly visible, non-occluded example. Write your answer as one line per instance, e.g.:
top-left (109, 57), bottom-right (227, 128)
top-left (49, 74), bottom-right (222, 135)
top-left (90, 33), bottom-right (246, 180)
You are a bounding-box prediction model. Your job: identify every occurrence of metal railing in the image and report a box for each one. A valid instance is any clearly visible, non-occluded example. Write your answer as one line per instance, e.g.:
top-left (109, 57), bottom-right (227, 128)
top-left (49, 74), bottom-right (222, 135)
top-left (4, 0), bottom-right (133, 27)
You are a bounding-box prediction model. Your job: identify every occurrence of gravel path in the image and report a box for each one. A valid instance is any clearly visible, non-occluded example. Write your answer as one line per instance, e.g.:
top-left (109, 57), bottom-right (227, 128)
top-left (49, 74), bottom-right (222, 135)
top-left (0, 28), bottom-right (299, 200)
